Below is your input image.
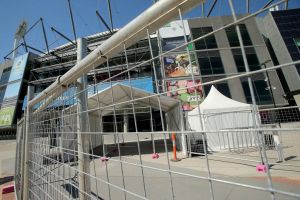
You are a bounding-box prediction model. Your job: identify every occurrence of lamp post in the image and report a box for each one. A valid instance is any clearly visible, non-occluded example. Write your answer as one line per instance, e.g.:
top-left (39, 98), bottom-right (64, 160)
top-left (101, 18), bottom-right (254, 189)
top-left (261, 60), bottom-right (283, 162)
top-left (261, 60), bottom-right (276, 108)
top-left (261, 60), bottom-right (282, 127)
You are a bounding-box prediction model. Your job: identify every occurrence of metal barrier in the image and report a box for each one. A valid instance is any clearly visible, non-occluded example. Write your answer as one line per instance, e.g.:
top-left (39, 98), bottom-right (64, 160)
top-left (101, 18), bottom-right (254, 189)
top-left (15, 0), bottom-right (300, 199)
top-left (15, 118), bottom-right (25, 200)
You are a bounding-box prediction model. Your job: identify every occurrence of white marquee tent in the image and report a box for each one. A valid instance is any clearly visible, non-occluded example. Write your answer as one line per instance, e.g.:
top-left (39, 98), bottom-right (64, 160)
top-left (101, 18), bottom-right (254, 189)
top-left (61, 84), bottom-right (186, 155)
top-left (187, 86), bottom-right (258, 151)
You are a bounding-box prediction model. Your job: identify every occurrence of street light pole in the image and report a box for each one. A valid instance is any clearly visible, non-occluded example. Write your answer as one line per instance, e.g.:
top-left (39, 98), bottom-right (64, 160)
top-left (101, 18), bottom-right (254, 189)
top-left (261, 60), bottom-right (282, 128)
top-left (261, 60), bottom-right (276, 109)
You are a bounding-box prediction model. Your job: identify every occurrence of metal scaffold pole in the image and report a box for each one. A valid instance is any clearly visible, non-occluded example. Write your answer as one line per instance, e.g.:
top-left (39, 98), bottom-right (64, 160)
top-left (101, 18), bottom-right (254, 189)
top-left (76, 38), bottom-right (91, 200)
top-left (22, 85), bottom-right (34, 200)
top-left (228, 0), bottom-right (275, 199)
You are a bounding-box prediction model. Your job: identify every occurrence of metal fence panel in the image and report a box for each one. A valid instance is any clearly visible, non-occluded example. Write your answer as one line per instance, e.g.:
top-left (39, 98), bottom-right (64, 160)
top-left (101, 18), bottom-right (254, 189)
top-left (15, 0), bottom-right (300, 200)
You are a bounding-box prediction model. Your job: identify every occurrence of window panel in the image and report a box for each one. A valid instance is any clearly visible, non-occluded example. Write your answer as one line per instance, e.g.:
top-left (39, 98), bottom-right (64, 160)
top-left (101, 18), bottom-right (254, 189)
top-left (294, 38), bottom-right (300, 51)
top-left (198, 57), bottom-right (211, 75)
top-left (204, 82), bottom-right (231, 98)
top-left (191, 27), bottom-right (217, 50)
top-left (225, 24), bottom-right (252, 47)
top-left (0, 86), bottom-right (6, 106)
top-left (197, 52), bottom-right (225, 75)
top-left (0, 67), bottom-right (12, 85)
top-left (233, 53), bottom-right (260, 72)
top-left (242, 80), bottom-right (272, 105)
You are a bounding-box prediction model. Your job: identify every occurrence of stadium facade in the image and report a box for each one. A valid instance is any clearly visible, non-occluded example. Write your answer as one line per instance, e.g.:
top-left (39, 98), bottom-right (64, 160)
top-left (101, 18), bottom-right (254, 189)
top-left (1, 10), bottom-right (299, 136)
top-left (258, 8), bottom-right (300, 106)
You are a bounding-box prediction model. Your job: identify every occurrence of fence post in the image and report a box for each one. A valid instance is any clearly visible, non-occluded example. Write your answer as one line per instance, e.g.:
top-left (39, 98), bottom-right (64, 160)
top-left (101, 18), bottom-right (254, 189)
top-left (76, 37), bottom-right (91, 200)
top-left (22, 84), bottom-right (34, 200)
top-left (228, 1), bottom-right (275, 199)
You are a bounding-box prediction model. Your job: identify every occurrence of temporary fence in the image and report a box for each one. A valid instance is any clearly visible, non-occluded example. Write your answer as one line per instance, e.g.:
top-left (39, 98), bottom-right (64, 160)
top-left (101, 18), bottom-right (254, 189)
top-left (15, 0), bottom-right (300, 199)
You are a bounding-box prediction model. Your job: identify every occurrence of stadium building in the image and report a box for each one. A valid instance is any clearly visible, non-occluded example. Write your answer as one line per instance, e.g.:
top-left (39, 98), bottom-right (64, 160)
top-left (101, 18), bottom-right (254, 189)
top-left (0, 12), bottom-right (295, 137)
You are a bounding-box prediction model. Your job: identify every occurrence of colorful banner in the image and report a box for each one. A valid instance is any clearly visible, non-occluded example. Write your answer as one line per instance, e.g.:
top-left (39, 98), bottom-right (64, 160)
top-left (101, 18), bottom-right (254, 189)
top-left (0, 107), bottom-right (15, 126)
top-left (166, 79), bottom-right (203, 111)
top-left (9, 53), bottom-right (29, 82)
top-left (3, 81), bottom-right (22, 101)
top-left (163, 51), bottom-right (199, 78)
top-left (0, 53), bottom-right (29, 127)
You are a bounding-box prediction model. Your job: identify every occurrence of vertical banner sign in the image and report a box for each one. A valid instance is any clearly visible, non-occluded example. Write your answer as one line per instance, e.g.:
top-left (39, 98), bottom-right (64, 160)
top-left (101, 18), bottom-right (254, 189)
top-left (0, 107), bottom-right (15, 126)
top-left (166, 79), bottom-right (203, 111)
top-left (0, 53), bottom-right (29, 127)
top-left (8, 53), bottom-right (29, 82)
top-left (163, 43), bottom-right (199, 78)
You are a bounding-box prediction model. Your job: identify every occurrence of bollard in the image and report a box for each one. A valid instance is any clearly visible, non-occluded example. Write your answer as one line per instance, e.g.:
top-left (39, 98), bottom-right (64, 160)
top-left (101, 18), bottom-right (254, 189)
top-left (256, 164), bottom-right (267, 173)
top-left (152, 153), bottom-right (160, 159)
top-left (171, 133), bottom-right (178, 161)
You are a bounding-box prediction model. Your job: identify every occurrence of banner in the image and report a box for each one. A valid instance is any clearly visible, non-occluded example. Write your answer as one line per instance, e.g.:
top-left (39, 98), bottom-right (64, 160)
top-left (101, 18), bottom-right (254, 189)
top-left (0, 107), bottom-right (15, 126)
top-left (9, 53), bottom-right (29, 82)
top-left (0, 53), bottom-right (29, 127)
top-left (166, 79), bottom-right (203, 111)
top-left (163, 43), bottom-right (199, 78)
top-left (3, 81), bottom-right (22, 101)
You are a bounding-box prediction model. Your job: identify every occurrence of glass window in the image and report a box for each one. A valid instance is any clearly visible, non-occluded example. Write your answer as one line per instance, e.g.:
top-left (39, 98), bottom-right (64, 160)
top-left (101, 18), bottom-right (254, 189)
top-left (216, 83), bottom-right (231, 98)
top-left (210, 57), bottom-right (225, 74)
top-left (233, 53), bottom-right (260, 72)
top-left (191, 27), bottom-right (218, 50)
top-left (3, 81), bottom-right (22, 100)
top-left (225, 24), bottom-right (252, 47)
top-left (242, 80), bottom-right (272, 105)
top-left (0, 86), bottom-right (6, 106)
top-left (204, 83), bottom-right (231, 98)
top-left (294, 38), bottom-right (300, 51)
top-left (198, 57), bottom-right (211, 75)
top-left (197, 51), bottom-right (225, 75)
top-left (0, 67), bottom-right (12, 85)
top-left (162, 36), bottom-right (186, 51)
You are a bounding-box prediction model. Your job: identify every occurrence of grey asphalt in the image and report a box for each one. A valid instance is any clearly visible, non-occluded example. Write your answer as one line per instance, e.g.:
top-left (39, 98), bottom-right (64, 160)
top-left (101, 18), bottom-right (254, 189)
top-left (6, 137), bottom-right (300, 200)
top-left (0, 140), bottom-right (15, 178)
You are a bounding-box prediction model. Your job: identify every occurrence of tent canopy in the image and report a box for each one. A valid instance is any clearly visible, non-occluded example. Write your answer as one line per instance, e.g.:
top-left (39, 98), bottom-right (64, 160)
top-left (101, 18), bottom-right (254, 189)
top-left (187, 85), bottom-right (256, 151)
top-left (189, 85), bottom-right (252, 115)
top-left (75, 83), bottom-right (180, 116)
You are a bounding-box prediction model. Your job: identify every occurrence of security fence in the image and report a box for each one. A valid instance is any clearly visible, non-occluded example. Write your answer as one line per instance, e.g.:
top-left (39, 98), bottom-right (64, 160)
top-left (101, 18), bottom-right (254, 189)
top-left (15, 0), bottom-right (300, 199)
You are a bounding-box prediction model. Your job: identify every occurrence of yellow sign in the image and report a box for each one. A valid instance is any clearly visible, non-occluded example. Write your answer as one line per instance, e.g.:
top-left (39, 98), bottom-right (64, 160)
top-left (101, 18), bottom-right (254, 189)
top-left (0, 107), bottom-right (15, 126)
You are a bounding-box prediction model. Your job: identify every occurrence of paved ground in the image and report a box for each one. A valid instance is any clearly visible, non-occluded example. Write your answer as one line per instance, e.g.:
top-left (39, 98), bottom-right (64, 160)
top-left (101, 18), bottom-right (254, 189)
top-left (85, 146), bottom-right (300, 200)
top-left (29, 139), bottom-right (295, 200)
top-left (0, 140), bottom-right (16, 200)
top-left (0, 140), bottom-right (15, 178)
top-left (3, 135), bottom-right (300, 200)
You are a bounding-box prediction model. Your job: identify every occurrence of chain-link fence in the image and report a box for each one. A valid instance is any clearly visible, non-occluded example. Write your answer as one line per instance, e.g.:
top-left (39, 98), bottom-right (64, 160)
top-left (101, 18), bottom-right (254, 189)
top-left (15, 0), bottom-right (300, 199)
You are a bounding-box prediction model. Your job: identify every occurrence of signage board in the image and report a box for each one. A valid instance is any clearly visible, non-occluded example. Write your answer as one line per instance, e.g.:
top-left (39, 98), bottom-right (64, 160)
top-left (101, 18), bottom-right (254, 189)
top-left (166, 79), bottom-right (203, 111)
top-left (0, 107), bottom-right (15, 126)
top-left (8, 53), bottom-right (29, 82)
top-left (163, 52), bottom-right (199, 78)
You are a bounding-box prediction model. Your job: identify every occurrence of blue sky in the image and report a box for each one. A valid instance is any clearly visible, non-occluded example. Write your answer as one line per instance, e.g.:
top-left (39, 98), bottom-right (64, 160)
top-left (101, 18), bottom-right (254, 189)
top-left (1, 0), bottom-right (299, 62)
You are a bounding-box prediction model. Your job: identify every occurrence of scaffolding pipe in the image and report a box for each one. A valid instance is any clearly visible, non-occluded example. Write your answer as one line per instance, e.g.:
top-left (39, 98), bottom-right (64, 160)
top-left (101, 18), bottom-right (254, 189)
top-left (22, 85), bottom-right (34, 200)
top-left (51, 27), bottom-right (77, 46)
top-left (67, 0), bottom-right (77, 43)
top-left (76, 38), bottom-right (91, 200)
top-left (107, 0), bottom-right (114, 30)
top-left (40, 18), bottom-right (50, 54)
top-left (96, 10), bottom-right (113, 33)
top-left (22, 37), bottom-right (28, 53)
top-left (28, 0), bottom-right (203, 108)
top-left (207, 0), bottom-right (218, 17)
top-left (246, 0), bottom-right (250, 13)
